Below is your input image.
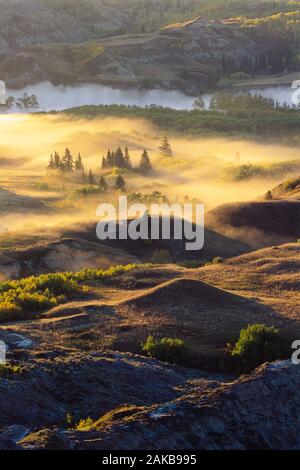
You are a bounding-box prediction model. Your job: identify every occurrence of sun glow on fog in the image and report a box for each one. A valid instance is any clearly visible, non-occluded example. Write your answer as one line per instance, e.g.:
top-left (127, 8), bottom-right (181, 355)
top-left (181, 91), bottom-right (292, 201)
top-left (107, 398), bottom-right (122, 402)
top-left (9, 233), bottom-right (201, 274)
top-left (0, 112), bottom-right (299, 211)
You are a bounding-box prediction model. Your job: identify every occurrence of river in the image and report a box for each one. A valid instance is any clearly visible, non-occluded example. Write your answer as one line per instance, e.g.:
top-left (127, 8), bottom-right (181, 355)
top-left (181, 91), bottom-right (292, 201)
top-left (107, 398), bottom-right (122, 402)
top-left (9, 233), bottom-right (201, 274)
top-left (5, 82), bottom-right (296, 112)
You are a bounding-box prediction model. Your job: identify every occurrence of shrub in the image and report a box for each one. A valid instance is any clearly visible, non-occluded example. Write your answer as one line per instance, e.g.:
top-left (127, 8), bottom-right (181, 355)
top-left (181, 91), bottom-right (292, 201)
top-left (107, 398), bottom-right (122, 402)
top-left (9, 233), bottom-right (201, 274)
top-left (0, 300), bottom-right (22, 322)
top-left (0, 363), bottom-right (23, 377)
top-left (141, 335), bottom-right (188, 364)
top-left (75, 417), bottom-right (94, 431)
top-left (0, 273), bottom-right (81, 322)
top-left (212, 256), bottom-right (224, 264)
top-left (0, 264), bottom-right (151, 322)
top-left (227, 324), bottom-right (287, 373)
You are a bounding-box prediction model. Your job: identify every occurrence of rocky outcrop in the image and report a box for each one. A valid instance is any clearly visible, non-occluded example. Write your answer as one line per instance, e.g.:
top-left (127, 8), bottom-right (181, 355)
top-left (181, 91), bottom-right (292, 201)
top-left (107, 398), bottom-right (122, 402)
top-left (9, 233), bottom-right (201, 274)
top-left (0, 14), bottom-right (277, 92)
top-left (14, 360), bottom-right (300, 450)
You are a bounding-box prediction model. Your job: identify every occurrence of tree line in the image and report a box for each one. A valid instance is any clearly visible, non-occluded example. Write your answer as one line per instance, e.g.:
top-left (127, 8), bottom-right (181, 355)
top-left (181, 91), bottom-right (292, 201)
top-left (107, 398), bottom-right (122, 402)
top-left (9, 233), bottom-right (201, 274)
top-left (101, 146), bottom-right (152, 173)
top-left (48, 138), bottom-right (174, 179)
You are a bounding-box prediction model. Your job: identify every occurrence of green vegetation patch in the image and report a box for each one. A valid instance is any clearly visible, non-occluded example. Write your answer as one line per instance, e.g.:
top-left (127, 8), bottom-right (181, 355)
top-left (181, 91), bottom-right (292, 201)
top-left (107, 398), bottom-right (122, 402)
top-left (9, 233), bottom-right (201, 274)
top-left (0, 264), bottom-right (150, 322)
top-left (141, 335), bottom-right (188, 365)
top-left (226, 323), bottom-right (288, 373)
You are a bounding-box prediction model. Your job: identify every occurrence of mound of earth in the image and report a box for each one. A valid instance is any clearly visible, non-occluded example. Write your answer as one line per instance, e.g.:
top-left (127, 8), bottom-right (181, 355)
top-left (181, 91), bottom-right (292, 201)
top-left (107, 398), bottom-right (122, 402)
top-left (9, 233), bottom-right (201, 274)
top-left (206, 200), bottom-right (300, 248)
top-left (268, 176), bottom-right (300, 200)
top-left (0, 237), bottom-right (138, 280)
top-left (121, 278), bottom-right (245, 308)
top-left (2, 254), bottom-right (297, 369)
top-left (0, 217), bottom-right (249, 280)
top-left (196, 242), bottom-right (300, 323)
top-left (0, 187), bottom-right (45, 213)
top-left (2, 360), bottom-right (299, 450)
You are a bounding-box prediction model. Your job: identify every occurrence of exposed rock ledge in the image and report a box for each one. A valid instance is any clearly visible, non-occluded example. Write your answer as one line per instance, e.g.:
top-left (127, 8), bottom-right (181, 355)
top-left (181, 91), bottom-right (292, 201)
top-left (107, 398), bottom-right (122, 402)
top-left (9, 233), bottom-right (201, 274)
top-left (1, 357), bottom-right (298, 450)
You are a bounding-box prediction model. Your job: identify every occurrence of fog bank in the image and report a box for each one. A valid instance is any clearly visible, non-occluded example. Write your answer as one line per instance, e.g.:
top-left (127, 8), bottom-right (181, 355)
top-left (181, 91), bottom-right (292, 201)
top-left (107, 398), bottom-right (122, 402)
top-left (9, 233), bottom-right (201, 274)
top-left (7, 82), bottom-right (196, 112)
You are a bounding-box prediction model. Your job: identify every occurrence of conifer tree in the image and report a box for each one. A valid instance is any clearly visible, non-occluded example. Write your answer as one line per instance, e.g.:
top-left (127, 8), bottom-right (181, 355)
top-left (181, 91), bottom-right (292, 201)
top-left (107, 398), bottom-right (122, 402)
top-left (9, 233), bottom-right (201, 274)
top-left (101, 156), bottom-right (107, 169)
top-left (115, 174), bottom-right (126, 191)
top-left (75, 153), bottom-right (83, 171)
top-left (48, 153), bottom-right (55, 170)
top-left (98, 175), bottom-right (108, 191)
top-left (53, 152), bottom-right (61, 170)
top-left (62, 148), bottom-right (74, 172)
top-left (124, 147), bottom-right (132, 169)
top-left (159, 136), bottom-right (173, 157)
top-left (88, 169), bottom-right (95, 184)
top-left (106, 150), bottom-right (114, 168)
top-left (115, 147), bottom-right (125, 168)
top-left (139, 149), bottom-right (152, 173)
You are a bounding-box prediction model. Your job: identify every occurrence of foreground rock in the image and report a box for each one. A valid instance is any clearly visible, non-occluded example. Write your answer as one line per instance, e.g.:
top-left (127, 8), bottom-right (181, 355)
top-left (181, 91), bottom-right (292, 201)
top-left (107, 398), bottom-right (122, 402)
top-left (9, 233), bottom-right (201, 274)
top-left (17, 361), bottom-right (300, 450)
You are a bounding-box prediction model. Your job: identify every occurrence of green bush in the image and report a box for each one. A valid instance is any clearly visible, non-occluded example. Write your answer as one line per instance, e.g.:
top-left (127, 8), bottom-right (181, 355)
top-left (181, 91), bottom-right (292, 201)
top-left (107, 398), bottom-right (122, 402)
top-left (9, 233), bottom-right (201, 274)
top-left (227, 324), bottom-right (287, 373)
top-left (142, 335), bottom-right (188, 364)
top-left (0, 273), bottom-right (81, 322)
top-left (0, 363), bottom-right (23, 377)
top-left (0, 264), bottom-right (151, 322)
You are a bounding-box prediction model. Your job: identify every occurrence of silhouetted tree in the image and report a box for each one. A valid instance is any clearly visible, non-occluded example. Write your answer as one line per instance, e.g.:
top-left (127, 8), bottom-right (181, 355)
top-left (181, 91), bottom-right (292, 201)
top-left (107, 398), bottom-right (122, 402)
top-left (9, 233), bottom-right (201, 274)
top-left (159, 136), bottom-right (173, 157)
top-left (62, 148), bottom-right (73, 172)
top-left (115, 147), bottom-right (126, 168)
top-left (124, 147), bottom-right (132, 169)
top-left (139, 149), bottom-right (152, 173)
top-left (88, 169), bottom-right (95, 184)
top-left (265, 190), bottom-right (273, 200)
top-left (75, 153), bottom-right (84, 171)
top-left (48, 153), bottom-right (55, 170)
top-left (53, 152), bottom-right (61, 170)
top-left (115, 174), bottom-right (126, 191)
top-left (101, 156), bottom-right (107, 169)
top-left (106, 150), bottom-right (115, 168)
top-left (98, 175), bottom-right (108, 191)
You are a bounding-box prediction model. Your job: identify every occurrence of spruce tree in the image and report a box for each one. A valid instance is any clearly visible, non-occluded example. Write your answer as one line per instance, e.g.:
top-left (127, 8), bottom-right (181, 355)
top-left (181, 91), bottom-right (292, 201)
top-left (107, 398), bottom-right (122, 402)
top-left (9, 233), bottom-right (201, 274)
top-left (159, 136), bottom-right (173, 157)
top-left (124, 147), bottom-right (132, 169)
top-left (101, 156), bottom-right (107, 169)
top-left (106, 150), bottom-right (114, 168)
top-left (115, 174), bottom-right (126, 191)
top-left (62, 148), bottom-right (73, 172)
top-left (75, 153), bottom-right (83, 171)
top-left (48, 154), bottom-right (55, 170)
top-left (139, 149), bottom-right (152, 173)
top-left (115, 147), bottom-right (125, 168)
top-left (53, 152), bottom-right (61, 170)
top-left (98, 175), bottom-right (108, 191)
top-left (88, 169), bottom-right (95, 185)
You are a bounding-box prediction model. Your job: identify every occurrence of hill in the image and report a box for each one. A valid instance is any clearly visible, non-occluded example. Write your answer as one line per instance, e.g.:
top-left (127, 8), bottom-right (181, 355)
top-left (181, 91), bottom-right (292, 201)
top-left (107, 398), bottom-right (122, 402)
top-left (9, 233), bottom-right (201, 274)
top-left (0, 241), bottom-right (298, 449)
top-left (0, 242), bottom-right (298, 367)
top-left (206, 200), bottom-right (300, 248)
top-left (0, 10), bottom-right (295, 92)
top-left (268, 176), bottom-right (300, 200)
top-left (0, 218), bottom-right (249, 280)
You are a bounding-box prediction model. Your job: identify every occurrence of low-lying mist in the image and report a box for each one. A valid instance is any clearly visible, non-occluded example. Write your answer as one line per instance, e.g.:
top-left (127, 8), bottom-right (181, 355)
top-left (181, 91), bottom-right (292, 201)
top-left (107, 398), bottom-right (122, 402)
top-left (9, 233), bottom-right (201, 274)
top-left (0, 112), bottom-right (299, 234)
top-left (7, 82), bottom-right (195, 112)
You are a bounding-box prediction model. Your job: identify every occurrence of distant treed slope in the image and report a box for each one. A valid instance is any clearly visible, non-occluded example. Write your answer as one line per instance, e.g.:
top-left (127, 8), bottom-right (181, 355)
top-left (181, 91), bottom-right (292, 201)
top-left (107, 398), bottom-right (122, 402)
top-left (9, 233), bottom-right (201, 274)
top-left (0, 0), bottom-right (297, 54)
top-left (0, 0), bottom-right (299, 90)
